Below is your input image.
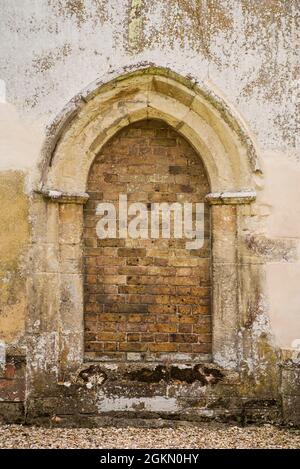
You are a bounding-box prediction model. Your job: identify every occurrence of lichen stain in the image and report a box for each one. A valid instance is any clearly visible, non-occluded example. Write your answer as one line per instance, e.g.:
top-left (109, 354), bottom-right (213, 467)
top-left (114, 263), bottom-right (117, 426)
top-left (274, 109), bottom-right (298, 151)
top-left (0, 171), bottom-right (29, 343)
top-left (48, 0), bottom-right (87, 25)
top-left (24, 85), bottom-right (50, 109)
top-left (77, 365), bottom-right (107, 386)
top-left (244, 288), bottom-right (262, 331)
top-left (32, 44), bottom-right (72, 73)
top-left (243, 337), bottom-right (280, 399)
top-left (126, 365), bottom-right (223, 385)
top-left (127, 0), bottom-right (144, 53)
top-left (241, 1), bottom-right (297, 97)
top-left (131, 0), bottom-right (233, 61)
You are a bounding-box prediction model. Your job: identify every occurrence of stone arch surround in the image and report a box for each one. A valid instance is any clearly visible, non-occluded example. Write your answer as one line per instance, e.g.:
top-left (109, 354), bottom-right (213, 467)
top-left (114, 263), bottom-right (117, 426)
top-left (26, 67), bottom-right (279, 423)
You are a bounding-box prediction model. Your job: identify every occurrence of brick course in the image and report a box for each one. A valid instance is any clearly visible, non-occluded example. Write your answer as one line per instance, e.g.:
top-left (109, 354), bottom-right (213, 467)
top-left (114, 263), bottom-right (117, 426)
top-left (83, 120), bottom-right (211, 361)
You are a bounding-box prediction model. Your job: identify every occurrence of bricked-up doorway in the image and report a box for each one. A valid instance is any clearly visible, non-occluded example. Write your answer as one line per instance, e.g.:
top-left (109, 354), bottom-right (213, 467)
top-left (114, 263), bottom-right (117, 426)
top-left (35, 68), bottom-right (257, 397)
top-left (83, 120), bottom-right (212, 362)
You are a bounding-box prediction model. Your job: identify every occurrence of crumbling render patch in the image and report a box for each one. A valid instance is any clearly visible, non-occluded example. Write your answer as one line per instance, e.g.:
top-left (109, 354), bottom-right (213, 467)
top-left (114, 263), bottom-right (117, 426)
top-left (126, 364), bottom-right (223, 385)
top-left (77, 365), bottom-right (107, 387)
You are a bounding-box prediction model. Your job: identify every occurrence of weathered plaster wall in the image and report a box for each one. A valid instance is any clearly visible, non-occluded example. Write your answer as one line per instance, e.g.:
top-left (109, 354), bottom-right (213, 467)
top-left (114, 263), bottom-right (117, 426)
top-left (0, 0), bottom-right (299, 352)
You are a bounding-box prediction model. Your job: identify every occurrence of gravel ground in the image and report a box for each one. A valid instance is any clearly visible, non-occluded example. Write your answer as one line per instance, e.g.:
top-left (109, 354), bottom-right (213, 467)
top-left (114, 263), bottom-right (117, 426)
top-left (0, 423), bottom-right (299, 449)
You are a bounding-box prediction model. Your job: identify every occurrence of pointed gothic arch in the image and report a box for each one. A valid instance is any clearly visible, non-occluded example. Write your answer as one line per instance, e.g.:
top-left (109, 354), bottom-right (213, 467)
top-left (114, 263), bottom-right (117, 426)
top-left (29, 67), bottom-right (259, 390)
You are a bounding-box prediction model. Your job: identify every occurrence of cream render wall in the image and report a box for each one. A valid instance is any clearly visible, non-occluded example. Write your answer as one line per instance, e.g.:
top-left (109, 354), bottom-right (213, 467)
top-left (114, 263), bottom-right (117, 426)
top-left (0, 0), bottom-right (299, 351)
top-left (263, 155), bottom-right (300, 349)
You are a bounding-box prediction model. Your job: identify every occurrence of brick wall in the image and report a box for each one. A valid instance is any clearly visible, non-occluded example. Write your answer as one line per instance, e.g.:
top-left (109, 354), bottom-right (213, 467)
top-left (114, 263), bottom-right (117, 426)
top-left (0, 354), bottom-right (26, 423)
top-left (83, 120), bottom-right (211, 361)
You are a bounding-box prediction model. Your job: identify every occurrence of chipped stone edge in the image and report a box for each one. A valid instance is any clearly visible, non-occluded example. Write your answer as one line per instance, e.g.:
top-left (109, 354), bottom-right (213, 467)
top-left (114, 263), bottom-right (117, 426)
top-left (36, 189), bottom-right (89, 204)
top-left (205, 191), bottom-right (256, 205)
